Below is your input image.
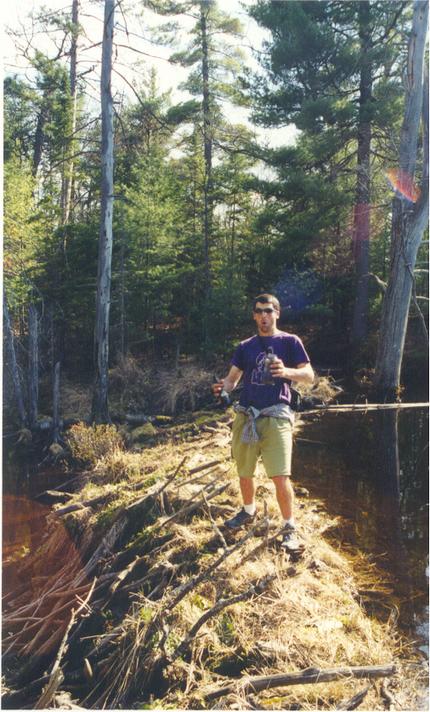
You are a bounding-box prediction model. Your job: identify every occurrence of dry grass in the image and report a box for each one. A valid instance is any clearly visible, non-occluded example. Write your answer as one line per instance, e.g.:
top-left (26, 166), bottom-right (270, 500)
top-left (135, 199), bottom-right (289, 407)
top-left (296, 374), bottom-right (343, 402)
top-left (154, 364), bottom-right (214, 414)
top-left (109, 355), bottom-right (214, 415)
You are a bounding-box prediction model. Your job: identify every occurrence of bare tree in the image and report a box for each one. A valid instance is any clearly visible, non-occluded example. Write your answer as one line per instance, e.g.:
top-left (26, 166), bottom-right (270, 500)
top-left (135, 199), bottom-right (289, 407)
top-left (92, 0), bottom-right (115, 423)
top-left (62, 0), bottom-right (80, 225)
top-left (374, 0), bottom-right (429, 398)
top-left (4, 294), bottom-right (27, 426)
top-left (28, 303), bottom-right (39, 428)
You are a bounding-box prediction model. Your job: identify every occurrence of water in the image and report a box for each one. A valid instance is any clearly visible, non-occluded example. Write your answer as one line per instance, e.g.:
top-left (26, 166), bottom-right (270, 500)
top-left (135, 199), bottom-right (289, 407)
top-left (294, 407), bottom-right (429, 654)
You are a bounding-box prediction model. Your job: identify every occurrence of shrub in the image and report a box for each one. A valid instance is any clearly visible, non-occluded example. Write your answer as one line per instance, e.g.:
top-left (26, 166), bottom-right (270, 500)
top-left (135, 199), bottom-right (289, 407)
top-left (66, 423), bottom-right (123, 465)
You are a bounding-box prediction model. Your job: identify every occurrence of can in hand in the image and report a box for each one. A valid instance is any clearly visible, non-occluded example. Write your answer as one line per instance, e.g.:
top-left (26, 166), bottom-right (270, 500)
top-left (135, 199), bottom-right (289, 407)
top-left (262, 353), bottom-right (276, 385)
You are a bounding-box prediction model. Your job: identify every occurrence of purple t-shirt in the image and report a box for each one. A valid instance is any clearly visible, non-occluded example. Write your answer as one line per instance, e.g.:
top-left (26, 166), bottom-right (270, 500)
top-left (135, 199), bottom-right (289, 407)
top-left (231, 331), bottom-right (310, 409)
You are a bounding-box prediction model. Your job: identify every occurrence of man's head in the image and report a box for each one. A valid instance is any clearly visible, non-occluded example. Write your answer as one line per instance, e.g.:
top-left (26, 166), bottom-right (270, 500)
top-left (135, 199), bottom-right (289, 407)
top-left (252, 293), bottom-right (280, 335)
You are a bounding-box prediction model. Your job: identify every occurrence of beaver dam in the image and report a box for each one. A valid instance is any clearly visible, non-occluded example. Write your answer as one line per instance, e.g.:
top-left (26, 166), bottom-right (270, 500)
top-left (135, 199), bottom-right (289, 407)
top-left (2, 408), bottom-right (428, 710)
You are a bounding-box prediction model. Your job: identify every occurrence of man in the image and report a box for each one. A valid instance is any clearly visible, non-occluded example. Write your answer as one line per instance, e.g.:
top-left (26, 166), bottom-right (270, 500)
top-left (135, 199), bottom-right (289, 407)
top-left (212, 293), bottom-right (314, 551)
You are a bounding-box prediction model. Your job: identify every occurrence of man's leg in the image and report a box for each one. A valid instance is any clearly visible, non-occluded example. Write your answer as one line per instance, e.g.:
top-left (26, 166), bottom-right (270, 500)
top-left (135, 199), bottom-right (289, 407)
top-left (272, 474), bottom-right (303, 552)
top-left (225, 414), bottom-right (259, 528)
top-left (224, 475), bottom-right (256, 528)
top-left (272, 475), bottom-right (294, 520)
top-left (240, 476), bottom-right (256, 507)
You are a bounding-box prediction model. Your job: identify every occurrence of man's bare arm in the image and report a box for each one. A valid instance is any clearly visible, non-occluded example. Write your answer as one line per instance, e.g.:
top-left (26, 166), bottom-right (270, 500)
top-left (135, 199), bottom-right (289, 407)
top-left (212, 365), bottom-right (243, 397)
top-left (270, 359), bottom-right (314, 385)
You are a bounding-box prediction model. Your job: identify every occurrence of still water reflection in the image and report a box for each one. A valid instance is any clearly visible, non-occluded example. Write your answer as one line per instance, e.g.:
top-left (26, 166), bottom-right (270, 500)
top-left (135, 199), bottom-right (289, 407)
top-left (295, 408), bottom-right (429, 654)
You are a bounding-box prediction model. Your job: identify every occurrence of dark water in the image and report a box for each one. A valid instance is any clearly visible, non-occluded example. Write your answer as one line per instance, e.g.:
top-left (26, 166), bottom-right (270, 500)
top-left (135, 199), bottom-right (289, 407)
top-left (294, 407), bottom-right (429, 656)
top-left (3, 407), bottom-right (429, 658)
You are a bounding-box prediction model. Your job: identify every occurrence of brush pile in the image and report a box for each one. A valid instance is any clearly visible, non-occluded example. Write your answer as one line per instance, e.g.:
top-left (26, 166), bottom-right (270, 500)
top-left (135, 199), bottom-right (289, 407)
top-left (2, 410), bottom-right (426, 710)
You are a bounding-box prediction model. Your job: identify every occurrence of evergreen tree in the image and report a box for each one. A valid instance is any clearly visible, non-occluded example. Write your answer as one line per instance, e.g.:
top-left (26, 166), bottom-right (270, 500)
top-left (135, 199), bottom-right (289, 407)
top-left (248, 0), bottom-right (408, 345)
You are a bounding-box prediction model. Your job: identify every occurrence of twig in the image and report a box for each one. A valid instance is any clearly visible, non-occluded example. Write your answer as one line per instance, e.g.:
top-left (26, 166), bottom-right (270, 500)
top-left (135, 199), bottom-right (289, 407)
top-left (336, 685), bottom-right (371, 710)
top-left (154, 456), bottom-right (187, 496)
top-left (203, 492), bottom-right (228, 550)
top-left (380, 680), bottom-right (396, 710)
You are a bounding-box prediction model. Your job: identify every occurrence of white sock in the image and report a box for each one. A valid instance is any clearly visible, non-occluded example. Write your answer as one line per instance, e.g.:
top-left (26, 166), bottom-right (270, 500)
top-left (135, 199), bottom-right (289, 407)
top-left (244, 503), bottom-right (256, 516)
top-left (283, 517), bottom-right (295, 528)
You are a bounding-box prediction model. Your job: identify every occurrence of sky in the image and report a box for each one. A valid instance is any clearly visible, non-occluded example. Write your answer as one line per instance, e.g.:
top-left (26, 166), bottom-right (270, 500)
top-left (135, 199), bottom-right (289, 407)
top-left (3, 0), bottom-right (298, 148)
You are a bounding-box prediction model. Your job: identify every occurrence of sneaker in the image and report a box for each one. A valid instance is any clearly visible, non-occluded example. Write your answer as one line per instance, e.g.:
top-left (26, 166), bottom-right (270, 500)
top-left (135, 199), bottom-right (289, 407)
top-left (224, 508), bottom-right (256, 529)
top-left (280, 524), bottom-right (303, 553)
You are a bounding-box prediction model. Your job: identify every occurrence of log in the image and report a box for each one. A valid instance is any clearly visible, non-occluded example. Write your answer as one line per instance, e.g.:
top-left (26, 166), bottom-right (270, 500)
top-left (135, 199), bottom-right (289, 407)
top-left (35, 490), bottom-right (73, 505)
top-left (301, 402), bottom-right (428, 416)
top-left (205, 664), bottom-right (396, 701)
top-left (124, 413), bottom-right (152, 425)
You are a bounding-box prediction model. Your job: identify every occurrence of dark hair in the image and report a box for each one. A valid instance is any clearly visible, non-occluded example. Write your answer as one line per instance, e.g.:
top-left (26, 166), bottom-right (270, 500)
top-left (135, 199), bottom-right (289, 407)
top-left (253, 293), bottom-right (280, 312)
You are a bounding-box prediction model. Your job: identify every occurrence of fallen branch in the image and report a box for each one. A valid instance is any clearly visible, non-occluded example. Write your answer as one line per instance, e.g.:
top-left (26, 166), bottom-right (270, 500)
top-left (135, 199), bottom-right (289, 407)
top-left (205, 664), bottom-right (396, 700)
top-left (203, 492), bottom-right (228, 550)
top-left (154, 480), bottom-right (228, 531)
top-left (168, 517), bottom-right (266, 611)
top-left (169, 574), bottom-right (276, 663)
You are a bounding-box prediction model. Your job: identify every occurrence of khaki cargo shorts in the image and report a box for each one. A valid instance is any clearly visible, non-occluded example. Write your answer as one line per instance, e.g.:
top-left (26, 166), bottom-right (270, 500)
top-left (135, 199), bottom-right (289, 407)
top-left (231, 412), bottom-right (293, 478)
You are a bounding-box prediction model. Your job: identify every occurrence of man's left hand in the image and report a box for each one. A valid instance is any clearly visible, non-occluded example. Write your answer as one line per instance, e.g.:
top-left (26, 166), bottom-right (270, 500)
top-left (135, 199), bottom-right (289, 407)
top-left (269, 356), bottom-right (288, 379)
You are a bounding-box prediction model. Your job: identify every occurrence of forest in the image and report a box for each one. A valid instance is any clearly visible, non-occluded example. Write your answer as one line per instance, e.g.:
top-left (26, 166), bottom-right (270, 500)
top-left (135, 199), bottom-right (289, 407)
top-left (4, 0), bottom-right (428, 427)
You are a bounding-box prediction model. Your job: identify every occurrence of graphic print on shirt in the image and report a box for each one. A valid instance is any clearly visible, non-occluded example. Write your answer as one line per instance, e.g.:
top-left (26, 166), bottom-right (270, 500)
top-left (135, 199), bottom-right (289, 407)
top-left (251, 346), bottom-right (275, 385)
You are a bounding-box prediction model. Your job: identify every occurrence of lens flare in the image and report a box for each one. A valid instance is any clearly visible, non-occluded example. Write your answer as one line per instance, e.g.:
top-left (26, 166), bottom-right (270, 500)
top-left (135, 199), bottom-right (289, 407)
top-left (385, 168), bottom-right (421, 203)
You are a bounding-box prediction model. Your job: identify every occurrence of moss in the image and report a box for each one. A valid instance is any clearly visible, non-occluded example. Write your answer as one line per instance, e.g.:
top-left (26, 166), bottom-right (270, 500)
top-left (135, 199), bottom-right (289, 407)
top-left (130, 423), bottom-right (158, 443)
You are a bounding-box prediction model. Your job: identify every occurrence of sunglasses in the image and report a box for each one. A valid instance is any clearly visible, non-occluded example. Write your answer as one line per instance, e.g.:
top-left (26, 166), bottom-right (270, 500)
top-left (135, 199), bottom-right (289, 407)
top-left (254, 307), bottom-right (277, 314)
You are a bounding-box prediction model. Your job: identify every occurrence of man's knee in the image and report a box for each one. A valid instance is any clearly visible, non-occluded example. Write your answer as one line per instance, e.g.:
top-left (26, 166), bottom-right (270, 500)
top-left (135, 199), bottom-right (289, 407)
top-left (272, 475), bottom-right (292, 488)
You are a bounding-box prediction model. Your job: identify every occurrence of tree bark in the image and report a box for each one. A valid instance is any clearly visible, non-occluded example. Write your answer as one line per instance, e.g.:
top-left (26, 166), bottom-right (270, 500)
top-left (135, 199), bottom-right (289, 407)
top-left (351, 1), bottom-right (373, 344)
top-left (92, 0), bottom-right (115, 423)
top-left (28, 304), bottom-right (39, 428)
top-left (3, 294), bottom-right (27, 426)
top-left (374, 1), bottom-right (429, 397)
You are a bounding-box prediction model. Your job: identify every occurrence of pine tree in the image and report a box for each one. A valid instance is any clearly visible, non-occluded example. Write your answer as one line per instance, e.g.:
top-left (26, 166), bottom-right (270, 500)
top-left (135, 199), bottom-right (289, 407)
top-left (249, 0), bottom-right (408, 344)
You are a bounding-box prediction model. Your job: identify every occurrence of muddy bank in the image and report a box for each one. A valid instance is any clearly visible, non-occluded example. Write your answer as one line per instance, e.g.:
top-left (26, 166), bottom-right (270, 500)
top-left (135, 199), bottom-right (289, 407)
top-left (2, 410), bottom-right (428, 710)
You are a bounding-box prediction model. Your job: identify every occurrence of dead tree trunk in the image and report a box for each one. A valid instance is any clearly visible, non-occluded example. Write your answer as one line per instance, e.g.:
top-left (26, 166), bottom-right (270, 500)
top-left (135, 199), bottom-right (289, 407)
top-left (28, 304), bottom-right (39, 429)
top-left (62, 0), bottom-right (79, 225)
top-left (374, 1), bottom-right (429, 397)
top-left (351, 0), bottom-right (373, 344)
top-left (92, 0), bottom-right (115, 423)
top-left (3, 295), bottom-right (27, 426)
top-left (200, 2), bottom-right (212, 351)
top-left (52, 362), bottom-right (61, 444)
